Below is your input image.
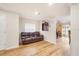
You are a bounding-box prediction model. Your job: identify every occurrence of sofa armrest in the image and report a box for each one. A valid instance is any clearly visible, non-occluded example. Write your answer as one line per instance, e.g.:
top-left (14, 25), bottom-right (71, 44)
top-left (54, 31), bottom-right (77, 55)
top-left (40, 35), bottom-right (44, 40)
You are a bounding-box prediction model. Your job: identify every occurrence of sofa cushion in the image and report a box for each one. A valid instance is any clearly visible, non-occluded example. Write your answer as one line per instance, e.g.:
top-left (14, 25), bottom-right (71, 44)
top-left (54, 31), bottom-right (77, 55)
top-left (26, 36), bottom-right (30, 38)
top-left (26, 32), bottom-right (30, 36)
top-left (33, 32), bottom-right (40, 36)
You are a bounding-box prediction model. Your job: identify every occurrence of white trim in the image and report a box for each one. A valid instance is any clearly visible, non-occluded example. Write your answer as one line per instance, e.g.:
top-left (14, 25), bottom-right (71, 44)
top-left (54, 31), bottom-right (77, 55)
top-left (45, 40), bottom-right (56, 44)
top-left (5, 45), bottom-right (19, 50)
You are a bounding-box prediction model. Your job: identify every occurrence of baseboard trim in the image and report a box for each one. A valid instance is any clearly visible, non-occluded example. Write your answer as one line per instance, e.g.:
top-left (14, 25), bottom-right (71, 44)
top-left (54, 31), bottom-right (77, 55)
top-left (45, 40), bottom-right (56, 45)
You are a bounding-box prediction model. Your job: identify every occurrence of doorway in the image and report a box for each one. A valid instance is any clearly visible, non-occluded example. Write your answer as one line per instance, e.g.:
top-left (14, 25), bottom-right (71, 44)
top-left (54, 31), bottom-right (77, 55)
top-left (56, 20), bottom-right (71, 55)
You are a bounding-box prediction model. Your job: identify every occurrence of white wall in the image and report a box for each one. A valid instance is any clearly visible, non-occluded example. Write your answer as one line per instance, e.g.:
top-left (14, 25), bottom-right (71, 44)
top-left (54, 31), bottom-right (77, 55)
top-left (71, 4), bottom-right (79, 55)
top-left (0, 10), bottom-right (19, 50)
top-left (19, 17), bottom-right (40, 33)
top-left (5, 12), bottom-right (19, 50)
top-left (0, 11), bottom-right (6, 50)
top-left (39, 19), bottom-right (56, 44)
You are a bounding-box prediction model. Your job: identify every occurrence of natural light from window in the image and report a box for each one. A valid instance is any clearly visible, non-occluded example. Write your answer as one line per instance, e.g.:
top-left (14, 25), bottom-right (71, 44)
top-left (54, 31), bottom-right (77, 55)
top-left (25, 23), bottom-right (36, 32)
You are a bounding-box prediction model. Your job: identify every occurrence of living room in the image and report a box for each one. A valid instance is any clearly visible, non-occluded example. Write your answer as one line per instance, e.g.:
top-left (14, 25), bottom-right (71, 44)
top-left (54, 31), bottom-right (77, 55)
top-left (0, 3), bottom-right (70, 56)
top-left (0, 3), bottom-right (79, 56)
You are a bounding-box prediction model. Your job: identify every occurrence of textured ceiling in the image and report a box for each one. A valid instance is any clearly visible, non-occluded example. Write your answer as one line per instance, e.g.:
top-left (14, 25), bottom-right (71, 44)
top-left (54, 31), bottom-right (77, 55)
top-left (0, 3), bottom-right (70, 20)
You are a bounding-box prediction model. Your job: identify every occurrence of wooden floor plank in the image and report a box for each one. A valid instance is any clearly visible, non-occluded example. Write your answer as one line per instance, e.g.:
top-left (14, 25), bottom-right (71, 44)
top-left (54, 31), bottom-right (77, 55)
top-left (0, 41), bottom-right (64, 56)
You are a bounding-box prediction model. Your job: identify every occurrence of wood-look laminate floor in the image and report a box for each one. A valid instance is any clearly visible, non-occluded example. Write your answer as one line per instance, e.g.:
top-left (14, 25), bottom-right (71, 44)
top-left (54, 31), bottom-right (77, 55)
top-left (0, 41), bottom-right (64, 56)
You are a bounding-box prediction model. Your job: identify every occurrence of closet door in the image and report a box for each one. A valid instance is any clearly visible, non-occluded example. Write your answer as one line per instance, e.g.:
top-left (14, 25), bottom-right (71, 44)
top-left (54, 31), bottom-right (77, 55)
top-left (0, 12), bottom-right (6, 50)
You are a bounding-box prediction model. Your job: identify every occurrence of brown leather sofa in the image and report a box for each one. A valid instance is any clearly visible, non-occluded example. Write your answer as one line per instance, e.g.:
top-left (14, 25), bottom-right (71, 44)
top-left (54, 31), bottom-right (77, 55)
top-left (20, 32), bottom-right (44, 45)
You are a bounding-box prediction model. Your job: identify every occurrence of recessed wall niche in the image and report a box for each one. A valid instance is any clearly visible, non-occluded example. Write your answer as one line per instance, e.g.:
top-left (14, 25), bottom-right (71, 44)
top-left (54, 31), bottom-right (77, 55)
top-left (42, 20), bottom-right (49, 31)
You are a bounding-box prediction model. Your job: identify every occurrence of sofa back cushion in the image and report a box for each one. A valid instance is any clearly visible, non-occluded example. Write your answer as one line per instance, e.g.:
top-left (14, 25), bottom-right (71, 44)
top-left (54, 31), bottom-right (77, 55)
top-left (21, 32), bottom-right (26, 36)
top-left (21, 32), bottom-right (41, 38)
top-left (33, 32), bottom-right (40, 37)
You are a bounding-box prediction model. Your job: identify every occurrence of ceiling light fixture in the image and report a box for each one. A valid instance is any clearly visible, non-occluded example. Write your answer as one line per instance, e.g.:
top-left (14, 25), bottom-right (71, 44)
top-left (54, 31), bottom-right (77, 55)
top-left (34, 11), bottom-right (39, 15)
top-left (48, 2), bottom-right (54, 6)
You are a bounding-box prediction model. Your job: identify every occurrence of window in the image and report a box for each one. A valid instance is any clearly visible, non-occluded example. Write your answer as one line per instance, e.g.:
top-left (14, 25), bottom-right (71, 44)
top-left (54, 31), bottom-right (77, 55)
top-left (25, 23), bottom-right (36, 32)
